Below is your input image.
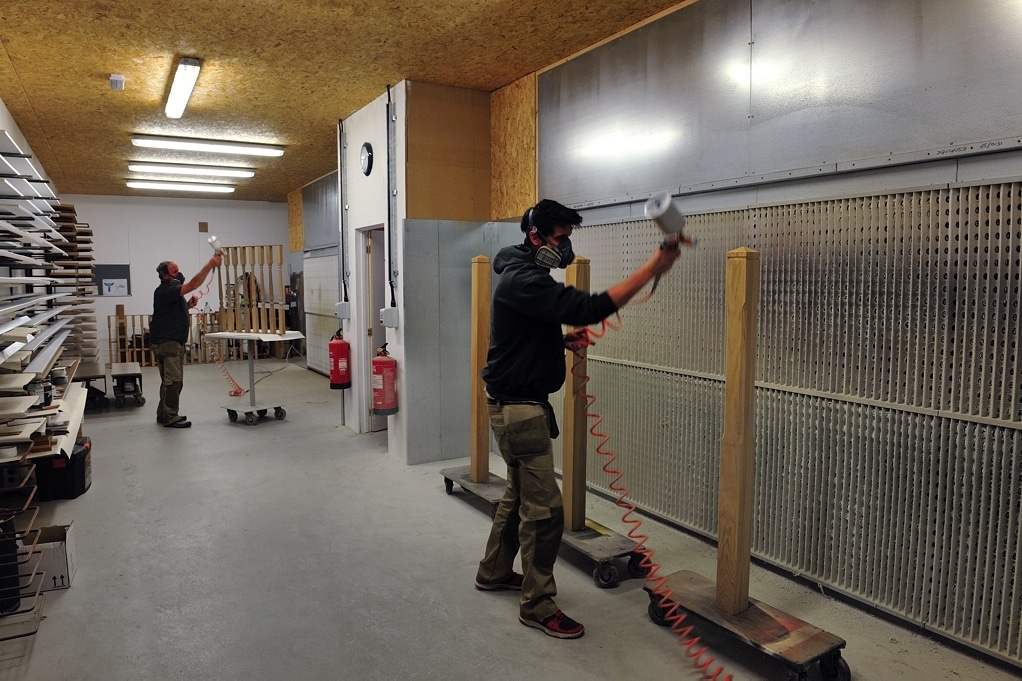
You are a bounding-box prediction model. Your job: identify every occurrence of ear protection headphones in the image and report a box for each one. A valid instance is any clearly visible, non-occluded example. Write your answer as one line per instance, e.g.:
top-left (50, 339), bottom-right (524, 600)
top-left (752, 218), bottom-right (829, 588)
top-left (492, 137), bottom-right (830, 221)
top-left (528, 207), bottom-right (563, 269)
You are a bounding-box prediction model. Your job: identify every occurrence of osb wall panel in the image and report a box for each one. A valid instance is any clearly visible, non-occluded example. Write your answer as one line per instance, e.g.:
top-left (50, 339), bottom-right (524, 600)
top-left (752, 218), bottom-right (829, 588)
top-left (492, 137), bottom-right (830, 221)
top-left (406, 82), bottom-right (490, 221)
top-left (287, 188), bottom-right (304, 252)
top-left (491, 74), bottom-right (536, 221)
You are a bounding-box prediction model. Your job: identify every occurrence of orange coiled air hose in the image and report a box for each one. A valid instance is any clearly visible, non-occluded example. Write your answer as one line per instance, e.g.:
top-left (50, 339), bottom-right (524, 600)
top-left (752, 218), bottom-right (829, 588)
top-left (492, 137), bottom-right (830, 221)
top-left (570, 318), bottom-right (734, 681)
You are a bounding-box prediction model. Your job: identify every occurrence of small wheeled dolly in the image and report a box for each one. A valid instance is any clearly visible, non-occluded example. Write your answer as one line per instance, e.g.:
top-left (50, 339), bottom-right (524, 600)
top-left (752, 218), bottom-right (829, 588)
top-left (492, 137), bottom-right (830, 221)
top-left (561, 519), bottom-right (650, 588)
top-left (439, 465), bottom-right (506, 518)
top-left (110, 362), bottom-right (145, 408)
top-left (223, 402), bottom-right (287, 426)
top-left (440, 465), bottom-right (650, 589)
top-left (644, 571), bottom-right (851, 681)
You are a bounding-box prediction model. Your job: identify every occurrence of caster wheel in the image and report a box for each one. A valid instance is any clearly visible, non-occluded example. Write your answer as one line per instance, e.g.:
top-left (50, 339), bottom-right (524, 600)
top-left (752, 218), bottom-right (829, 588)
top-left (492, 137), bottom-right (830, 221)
top-left (227, 410), bottom-right (238, 422)
top-left (274, 408), bottom-right (286, 420)
top-left (647, 600), bottom-right (669, 626)
top-left (593, 562), bottom-right (619, 589)
top-left (245, 412), bottom-right (257, 425)
top-left (444, 478), bottom-right (454, 495)
top-left (820, 652), bottom-right (851, 681)
top-left (115, 396), bottom-right (126, 407)
top-left (135, 395), bottom-right (146, 406)
top-left (627, 552), bottom-right (651, 579)
top-left (257, 409), bottom-right (267, 418)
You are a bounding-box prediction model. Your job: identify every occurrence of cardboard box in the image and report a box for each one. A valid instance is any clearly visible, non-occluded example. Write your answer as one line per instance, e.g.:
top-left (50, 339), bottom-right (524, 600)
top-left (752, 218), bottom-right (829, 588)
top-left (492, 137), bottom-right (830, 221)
top-left (18, 523), bottom-right (76, 594)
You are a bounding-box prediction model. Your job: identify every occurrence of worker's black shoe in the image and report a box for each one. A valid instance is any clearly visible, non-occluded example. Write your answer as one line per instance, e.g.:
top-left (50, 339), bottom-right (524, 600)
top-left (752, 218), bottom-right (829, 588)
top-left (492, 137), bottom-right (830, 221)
top-left (474, 572), bottom-right (523, 591)
top-left (163, 417), bottom-right (191, 428)
top-left (157, 415), bottom-right (186, 425)
top-left (519, 610), bottom-right (585, 639)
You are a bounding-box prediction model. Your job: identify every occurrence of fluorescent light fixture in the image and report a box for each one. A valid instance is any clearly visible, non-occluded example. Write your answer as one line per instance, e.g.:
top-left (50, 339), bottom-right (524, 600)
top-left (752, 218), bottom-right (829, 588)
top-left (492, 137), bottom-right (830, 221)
top-left (126, 180), bottom-right (235, 193)
top-left (165, 57), bottom-right (201, 119)
top-left (131, 134), bottom-right (285, 157)
top-left (128, 162), bottom-right (255, 178)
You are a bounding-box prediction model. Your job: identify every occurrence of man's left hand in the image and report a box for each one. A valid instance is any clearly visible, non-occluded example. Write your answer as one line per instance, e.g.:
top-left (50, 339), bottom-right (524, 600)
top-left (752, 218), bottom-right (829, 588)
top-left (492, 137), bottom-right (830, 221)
top-left (564, 330), bottom-right (591, 351)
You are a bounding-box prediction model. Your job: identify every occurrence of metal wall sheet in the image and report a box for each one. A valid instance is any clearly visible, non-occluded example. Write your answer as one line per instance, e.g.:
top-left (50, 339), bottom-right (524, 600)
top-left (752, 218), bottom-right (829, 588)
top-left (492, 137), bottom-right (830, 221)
top-left (539, 0), bottom-right (1022, 207)
top-left (301, 252), bottom-right (339, 375)
top-left (538, 0), bottom-right (752, 205)
top-left (402, 219), bottom-right (520, 464)
top-left (301, 172), bottom-right (339, 250)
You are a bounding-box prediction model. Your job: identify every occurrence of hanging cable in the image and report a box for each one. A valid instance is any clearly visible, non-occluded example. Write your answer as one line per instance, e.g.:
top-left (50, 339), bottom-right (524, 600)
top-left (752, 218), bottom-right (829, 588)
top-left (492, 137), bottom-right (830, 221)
top-left (199, 314), bottom-right (247, 398)
top-left (568, 316), bottom-right (734, 681)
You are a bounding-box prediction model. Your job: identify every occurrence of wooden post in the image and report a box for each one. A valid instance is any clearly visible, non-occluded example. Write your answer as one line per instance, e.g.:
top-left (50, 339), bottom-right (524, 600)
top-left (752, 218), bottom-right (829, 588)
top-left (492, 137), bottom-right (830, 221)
top-left (216, 255), bottom-right (224, 330)
top-left (276, 245), bottom-right (286, 333)
top-left (264, 246), bottom-right (276, 333)
top-left (470, 256), bottom-right (491, 483)
top-left (562, 256), bottom-right (590, 532)
top-left (716, 247), bottom-right (760, 615)
top-left (256, 246), bottom-right (266, 332)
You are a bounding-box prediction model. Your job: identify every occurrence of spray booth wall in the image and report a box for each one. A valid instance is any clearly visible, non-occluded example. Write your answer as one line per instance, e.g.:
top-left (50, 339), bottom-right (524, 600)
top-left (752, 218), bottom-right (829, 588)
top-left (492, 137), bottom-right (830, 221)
top-left (536, 0), bottom-right (1022, 669)
top-left (402, 219), bottom-right (520, 465)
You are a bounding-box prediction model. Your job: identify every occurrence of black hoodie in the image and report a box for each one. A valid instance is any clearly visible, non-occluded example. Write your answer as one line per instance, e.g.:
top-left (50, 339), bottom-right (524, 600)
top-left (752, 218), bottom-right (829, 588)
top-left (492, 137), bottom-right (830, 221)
top-left (482, 243), bottom-right (617, 402)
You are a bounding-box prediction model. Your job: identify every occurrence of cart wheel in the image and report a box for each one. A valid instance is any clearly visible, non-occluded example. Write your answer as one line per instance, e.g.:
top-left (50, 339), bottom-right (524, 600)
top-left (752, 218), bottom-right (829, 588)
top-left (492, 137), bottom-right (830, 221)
top-left (820, 652), bottom-right (851, 681)
top-left (627, 552), bottom-right (651, 579)
top-left (274, 408), bottom-right (286, 420)
top-left (135, 395), bottom-right (146, 406)
top-left (647, 599), bottom-right (669, 626)
top-left (245, 412), bottom-right (257, 425)
top-left (593, 562), bottom-right (619, 589)
top-left (444, 478), bottom-right (454, 494)
top-left (257, 409), bottom-right (267, 418)
top-left (227, 410), bottom-right (238, 422)
top-left (115, 395), bottom-right (126, 407)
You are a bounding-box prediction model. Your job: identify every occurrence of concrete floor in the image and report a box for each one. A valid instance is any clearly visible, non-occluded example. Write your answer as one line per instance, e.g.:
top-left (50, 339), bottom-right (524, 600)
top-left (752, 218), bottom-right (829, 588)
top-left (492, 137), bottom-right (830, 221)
top-left (0, 359), bottom-right (1016, 680)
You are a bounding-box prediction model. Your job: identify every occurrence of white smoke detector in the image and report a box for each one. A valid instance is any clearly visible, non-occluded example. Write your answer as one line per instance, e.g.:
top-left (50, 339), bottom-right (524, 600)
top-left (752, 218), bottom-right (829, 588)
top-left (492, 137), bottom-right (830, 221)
top-left (109, 74), bottom-right (125, 91)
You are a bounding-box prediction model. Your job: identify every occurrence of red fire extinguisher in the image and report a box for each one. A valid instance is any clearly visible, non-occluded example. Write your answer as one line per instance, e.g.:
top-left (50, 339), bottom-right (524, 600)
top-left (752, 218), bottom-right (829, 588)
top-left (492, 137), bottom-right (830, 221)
top-left (329, 330), bottom-right (351, 390)
top-left (371, 343), bottom-right (398, 415)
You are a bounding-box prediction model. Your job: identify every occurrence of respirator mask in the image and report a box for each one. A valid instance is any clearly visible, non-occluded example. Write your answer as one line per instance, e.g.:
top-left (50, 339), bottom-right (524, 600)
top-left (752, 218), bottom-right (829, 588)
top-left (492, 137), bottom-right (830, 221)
top-left (534, 232), bottom-right (575, 269)
top-left (527, 207), bottom-right (575, 269)
top-left (175, 272), bottom-right (185, 283)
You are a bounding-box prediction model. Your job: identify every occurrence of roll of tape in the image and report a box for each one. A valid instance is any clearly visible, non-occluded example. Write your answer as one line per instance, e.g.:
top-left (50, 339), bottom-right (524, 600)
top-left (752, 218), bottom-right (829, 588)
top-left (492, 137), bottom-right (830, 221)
top-left (644, 190), bottom-right (686, 235)
top-left (0, 446), bottom-right (18, 459)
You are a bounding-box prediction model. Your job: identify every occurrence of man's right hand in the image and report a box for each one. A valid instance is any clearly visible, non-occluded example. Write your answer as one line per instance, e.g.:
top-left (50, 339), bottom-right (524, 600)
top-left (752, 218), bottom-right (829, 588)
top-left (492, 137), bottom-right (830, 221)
top-left (646, 239), bottom-right (683, 277)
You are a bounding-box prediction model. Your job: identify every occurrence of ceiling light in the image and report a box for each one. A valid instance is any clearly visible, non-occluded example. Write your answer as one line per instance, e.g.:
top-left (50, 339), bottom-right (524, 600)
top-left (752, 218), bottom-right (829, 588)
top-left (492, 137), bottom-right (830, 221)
top-left (165, 57), bottom-right (201, 119)
top-left (128, 162), bottom-right (255, 178)
top-left (126, 180), bottom-right (235, 193)
top-left (131, 134), bottom-right (285, 157)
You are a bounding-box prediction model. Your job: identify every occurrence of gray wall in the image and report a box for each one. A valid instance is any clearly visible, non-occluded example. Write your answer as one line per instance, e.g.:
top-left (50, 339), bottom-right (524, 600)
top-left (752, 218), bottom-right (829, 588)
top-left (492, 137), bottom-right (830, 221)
top-left (539, 0), bottom-right (1022, 207)
top-left (402, 219), bottom-right (520, 465)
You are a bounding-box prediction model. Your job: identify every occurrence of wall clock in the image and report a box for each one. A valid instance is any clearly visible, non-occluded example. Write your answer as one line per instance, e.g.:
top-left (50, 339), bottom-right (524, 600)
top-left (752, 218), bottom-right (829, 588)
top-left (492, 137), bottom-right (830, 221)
top-left (360, 142), bottom-right (373, 176)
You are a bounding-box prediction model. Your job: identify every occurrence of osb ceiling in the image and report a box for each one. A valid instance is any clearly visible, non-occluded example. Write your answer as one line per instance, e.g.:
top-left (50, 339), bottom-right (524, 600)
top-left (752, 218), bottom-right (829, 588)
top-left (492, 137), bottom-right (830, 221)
top-left (0, 1), bottom-right (683, 203)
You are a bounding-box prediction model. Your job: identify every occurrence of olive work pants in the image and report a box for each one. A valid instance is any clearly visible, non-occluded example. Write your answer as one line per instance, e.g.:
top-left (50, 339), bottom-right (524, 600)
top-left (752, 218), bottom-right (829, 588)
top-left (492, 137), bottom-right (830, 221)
top-left (475, 402), bottom-right (564, 622)
top-left (152, 340), bottom-right (186, 423)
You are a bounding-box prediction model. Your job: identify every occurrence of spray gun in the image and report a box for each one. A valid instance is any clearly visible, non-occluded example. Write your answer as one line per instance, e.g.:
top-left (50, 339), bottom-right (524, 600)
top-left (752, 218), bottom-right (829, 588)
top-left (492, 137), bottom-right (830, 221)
top-left (644, 190), bottom-right (695, 248)
top-left (208, 235), bottom-right (222, 254)
top-left (642, 191), bottom-right (695, 296)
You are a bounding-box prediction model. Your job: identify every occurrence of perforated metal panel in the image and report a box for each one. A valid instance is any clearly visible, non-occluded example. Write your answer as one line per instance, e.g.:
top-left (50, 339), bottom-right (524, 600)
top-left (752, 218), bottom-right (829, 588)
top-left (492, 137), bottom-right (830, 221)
top-left (567, 183), bottom-right (1022, 667)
